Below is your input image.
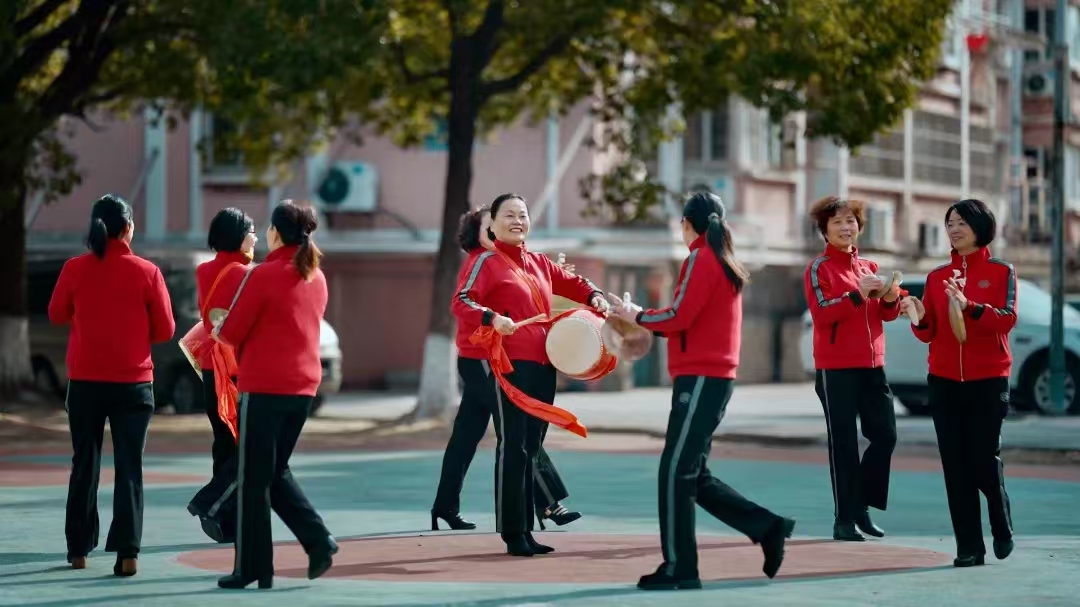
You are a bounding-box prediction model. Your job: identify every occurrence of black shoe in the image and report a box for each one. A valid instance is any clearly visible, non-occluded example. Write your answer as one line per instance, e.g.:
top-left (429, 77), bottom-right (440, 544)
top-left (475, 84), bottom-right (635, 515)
top-left (431, 508), bottom-right (477, 531)
top-left (502, 534), bottom-right (535, 557)
top-left (637, 565), bottom-right (702, 591)
top-left (538, 503), bottom-right (582, 531)
top-left (197, 516), bottom-right (230, 544)
top-left (113, 557), bottom-right (137, 577)
top-left (953, 554), bottom-right (985, 568)
top-left (761, 517), bottom-right (796, 579)
top-left (832, 521), bottom-right (865, 542)
top-left (308, 537), bottom-right (339, 580)
top-left (993, 538), bottom-right (1014, 560)
top-left (854, 512), bottom-right (885, 538)
top-left (525, 532), bottom-right (554, 554)
top-left (217, 573), bottom-right (273, 589)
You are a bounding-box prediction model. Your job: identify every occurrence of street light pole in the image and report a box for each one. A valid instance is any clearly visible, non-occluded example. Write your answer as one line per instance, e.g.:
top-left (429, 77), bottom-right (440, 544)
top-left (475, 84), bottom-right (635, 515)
top-left (1050, 0), bottom-right (1068, 414)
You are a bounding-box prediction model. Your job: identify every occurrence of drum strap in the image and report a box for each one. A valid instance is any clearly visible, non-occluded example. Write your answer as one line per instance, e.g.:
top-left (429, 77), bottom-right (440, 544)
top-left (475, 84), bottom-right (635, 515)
top-left (201, 262), bottom-right (243, 320)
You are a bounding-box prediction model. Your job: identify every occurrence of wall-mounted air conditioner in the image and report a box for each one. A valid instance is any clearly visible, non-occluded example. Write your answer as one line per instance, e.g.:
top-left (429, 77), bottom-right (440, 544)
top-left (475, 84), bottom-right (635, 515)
top-left (310, 161), bottom-right (378, 212)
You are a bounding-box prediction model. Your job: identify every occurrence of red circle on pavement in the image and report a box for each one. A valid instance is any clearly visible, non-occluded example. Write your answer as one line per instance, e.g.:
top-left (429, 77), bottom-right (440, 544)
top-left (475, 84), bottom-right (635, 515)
top-left (177, 533), bottom-right (951, 583)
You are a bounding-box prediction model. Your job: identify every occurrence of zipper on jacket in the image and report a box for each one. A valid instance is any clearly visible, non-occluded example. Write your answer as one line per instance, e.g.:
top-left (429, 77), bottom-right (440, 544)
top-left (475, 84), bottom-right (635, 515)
top-left (959, 258), bottom-right (966, 382)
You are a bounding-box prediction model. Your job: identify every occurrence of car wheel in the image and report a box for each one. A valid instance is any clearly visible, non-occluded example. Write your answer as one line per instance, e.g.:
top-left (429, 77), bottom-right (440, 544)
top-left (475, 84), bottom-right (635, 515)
top-left (31, 357), bottom-right (62, 398)
top-left (899, 397), bottom-right (931, 417)
top-left (170, 368), bottom-right (203, 415)
top-left (1024, 353), bottom-right (1079, 414)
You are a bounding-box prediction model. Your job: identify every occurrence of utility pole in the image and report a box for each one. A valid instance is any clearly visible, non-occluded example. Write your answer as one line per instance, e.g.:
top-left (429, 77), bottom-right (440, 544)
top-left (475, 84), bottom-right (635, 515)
top-left (1050, 0), bottom-right (1068, 414)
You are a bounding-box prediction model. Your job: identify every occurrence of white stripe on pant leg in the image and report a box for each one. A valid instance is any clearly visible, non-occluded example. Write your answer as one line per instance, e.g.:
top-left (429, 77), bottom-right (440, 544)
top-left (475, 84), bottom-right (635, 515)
top-left (821, 371), bottom-right (840, 519)
top-left (664, 376), bottom-right (704, 569)
top-left (233, 393), bottom-right (250, 573)
top-left (489, 366), bottom-right (506, 534)
top-left (533, 466), bottom-right (554, 508)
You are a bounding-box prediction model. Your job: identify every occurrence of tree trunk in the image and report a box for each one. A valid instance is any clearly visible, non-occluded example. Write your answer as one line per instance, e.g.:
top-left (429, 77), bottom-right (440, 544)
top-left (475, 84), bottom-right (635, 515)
top-left (0, 172), bottom-right (33, 398)
top-left (413, 46), bottom-right (482, 420)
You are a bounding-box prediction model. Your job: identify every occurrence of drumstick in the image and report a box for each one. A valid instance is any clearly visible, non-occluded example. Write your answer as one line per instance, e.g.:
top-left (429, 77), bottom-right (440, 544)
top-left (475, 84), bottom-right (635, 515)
top-left (512, 314), bottom-right (547, 330)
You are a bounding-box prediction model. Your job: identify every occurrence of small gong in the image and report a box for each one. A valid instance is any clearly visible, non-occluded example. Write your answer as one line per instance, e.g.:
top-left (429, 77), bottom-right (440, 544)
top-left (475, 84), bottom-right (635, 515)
top-left (207, 308), bottom-right (228, 327)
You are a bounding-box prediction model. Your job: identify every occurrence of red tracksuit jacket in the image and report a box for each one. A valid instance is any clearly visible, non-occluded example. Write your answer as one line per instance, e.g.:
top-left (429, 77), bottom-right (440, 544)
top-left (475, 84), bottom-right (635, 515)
top-left (804, 244), bottom-right (900, 370)
top-left (48, 240), bottom-right (176, 383)
top-left (195, 251), bottom-right (252, 370)
top-left (216, 246), bottom-right (327, 396)
top-left (451, 239), bottom-right (601, 364)
top-left (912, 247), bottom-right (1017, 382)
top-left (454, 249), bottom-right (488, 361)
top-left (636, 236), bottom-right (741, 379)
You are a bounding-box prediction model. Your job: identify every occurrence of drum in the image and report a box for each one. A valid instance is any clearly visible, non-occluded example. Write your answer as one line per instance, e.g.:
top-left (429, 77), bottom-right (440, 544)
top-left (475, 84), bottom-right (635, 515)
top-left (601, 316), bottom-right (655, 362)
top-left (177, 308), bottom-right (228, 379)
top-left (545, 310), bottom-right (618, 381)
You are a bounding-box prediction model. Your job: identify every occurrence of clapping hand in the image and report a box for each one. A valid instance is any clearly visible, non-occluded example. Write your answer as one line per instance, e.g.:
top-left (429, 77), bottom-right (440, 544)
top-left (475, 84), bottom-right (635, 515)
top-left (606, 292), bottom-right (642, 324)
top-left (943, 278), bottom-right (968, 310)
top-left (898, 296), bottom-right (925, 324)
top-left (590, 294), bottom-right (611, 314)
top-left (856, 266), bottom-right (885, 298)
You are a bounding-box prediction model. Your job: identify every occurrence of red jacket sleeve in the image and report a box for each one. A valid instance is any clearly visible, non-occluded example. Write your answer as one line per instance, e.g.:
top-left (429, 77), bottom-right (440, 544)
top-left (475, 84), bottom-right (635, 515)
top-left (879, 298), bottom-right (901, 322)
top-left (636, 249), bottom-right (717, 334)
top-left (147, 267), bottom-right (176, 344)
top-left (450, 251), bottom-right (496, 327)
top-left (805, 259), bottom-right (863, 325)
top-left (48, 260), bottom-right (76, 326)
top-left (216, 268), bottom-right (263, 348)
top-left (966, 262), bottom-right (1018, 335)
top-left (538, 254), bottom-right (601, 306)
top-left (911, 274), bottom-right (937, 343)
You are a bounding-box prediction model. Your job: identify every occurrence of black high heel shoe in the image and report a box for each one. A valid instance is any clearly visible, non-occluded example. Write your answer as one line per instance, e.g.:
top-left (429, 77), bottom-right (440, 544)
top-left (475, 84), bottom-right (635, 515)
top-left (217, 572), bottom-right (273, 589)
top-left (431, 509), bottom-right (477, 531)
top-left (502, 534), bottom-right (535, 557)
top-left (525, 532), bottom-right (554, 555)
top-left (113, 557), bottom-right (137, 577)
top-left (536, 502), bottom-right (581, 531)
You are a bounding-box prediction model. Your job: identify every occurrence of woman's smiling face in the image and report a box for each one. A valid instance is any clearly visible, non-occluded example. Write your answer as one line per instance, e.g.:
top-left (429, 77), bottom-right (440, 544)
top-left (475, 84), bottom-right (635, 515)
top-left (492, 197), bottom-right (530, 245)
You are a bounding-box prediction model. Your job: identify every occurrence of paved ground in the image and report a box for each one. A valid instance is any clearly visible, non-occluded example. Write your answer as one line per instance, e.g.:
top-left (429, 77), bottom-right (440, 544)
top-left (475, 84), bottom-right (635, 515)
top-left (321, 383), bottom-right (1080, 452)
top-left (1, 427), bottom-right (1078, 606)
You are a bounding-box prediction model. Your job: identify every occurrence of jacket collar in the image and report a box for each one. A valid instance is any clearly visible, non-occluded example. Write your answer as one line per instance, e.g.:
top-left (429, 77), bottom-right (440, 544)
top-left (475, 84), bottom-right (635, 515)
top-left (950, 246), bottom-right (991, 268)
top-left (494, 238), bottom-right (527, 266)
top-left (214, 250), bottom-right (253, 266)
top-left (823, 242), bottom-right (858, 264)
top-left (266, 245), bottom-right (299, 263)
top-left (105, 239), bottom-right (133, 257)
top-left (689, 234), bottom-right (707, 252)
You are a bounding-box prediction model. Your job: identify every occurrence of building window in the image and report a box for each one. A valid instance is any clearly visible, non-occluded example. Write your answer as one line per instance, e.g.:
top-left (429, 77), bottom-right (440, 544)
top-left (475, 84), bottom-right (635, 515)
top-left (203, 113), bottom-right (245, 173)
top-left (682, 101), bottom-right (730, 164)
top-left (849, 128), bottom-right (904, 180)
top-left (862, 202), bottom-right (896, 250)
top-left (913, 111), bottom-right (962, 187)
top-left (970, 124), bottom-right (998, 194)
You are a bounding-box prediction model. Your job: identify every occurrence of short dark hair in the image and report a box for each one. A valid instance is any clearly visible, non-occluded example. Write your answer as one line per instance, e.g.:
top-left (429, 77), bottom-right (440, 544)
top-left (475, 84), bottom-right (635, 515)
top-left (85, 194), bottom-right (132, 259)
top-left (808, 196), bottom-right (865, 237)
top-left (457, 205), bottom-right (491, 253)
top-left (489, 193), bottom-right (526, 218)
top-left (946, 198), bottom-right (996, 247)
top-left (207, 208), bottom-right (254, 252)
top-left (271, 200), bottom-right (322, 280)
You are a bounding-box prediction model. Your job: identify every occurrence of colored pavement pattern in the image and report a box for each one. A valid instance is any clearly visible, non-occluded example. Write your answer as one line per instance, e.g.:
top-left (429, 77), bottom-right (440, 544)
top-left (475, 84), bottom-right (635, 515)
top-left (1, 443), bottom-right (1078, 606)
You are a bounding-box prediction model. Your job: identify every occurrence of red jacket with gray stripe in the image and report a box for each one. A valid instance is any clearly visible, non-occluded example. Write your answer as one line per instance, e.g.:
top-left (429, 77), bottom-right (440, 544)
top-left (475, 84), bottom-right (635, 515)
top-left (451, 239), bottom-right (602, 364)
top-left (454, 249), bottom-right (488, 360)
top-left (804, 244), bottom-right (900, 370)
top-left (635, 236), bottom-right (741, 379)
top-left (911, 247), bottom-right (1017, 382)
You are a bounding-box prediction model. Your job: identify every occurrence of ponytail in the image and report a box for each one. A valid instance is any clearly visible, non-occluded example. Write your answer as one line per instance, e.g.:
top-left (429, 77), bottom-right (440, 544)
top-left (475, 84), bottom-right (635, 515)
top-left (271, 200), bottom-right (323, 280)
top-left (84, 194), bottom-right (133, 259)
top-left (704, 212), bottom-right (749, 293)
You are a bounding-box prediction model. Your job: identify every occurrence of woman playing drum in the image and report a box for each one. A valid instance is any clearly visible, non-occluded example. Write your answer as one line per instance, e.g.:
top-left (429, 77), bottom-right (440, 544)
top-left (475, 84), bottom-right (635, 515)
top-left (451, 193), bottom-right (608, 556)
top-left (432, 205), bottom-right (582, 532)
top-left (610, 192), bottom-right (795, 590)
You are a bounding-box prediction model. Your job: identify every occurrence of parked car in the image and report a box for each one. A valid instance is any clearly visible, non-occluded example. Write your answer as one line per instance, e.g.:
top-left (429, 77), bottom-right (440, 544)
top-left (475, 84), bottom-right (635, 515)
top-left (800, 275), bottom-right (1080, 415)
top-left (27, 249), bottom-right (342, 415)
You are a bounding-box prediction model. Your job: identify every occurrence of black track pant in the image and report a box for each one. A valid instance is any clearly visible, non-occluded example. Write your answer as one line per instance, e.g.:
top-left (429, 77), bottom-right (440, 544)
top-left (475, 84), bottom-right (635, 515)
top-left (433, 358), bottom-right (568, 516)
top-left (814, 367), bottom-right (897, 521)
top-left (231, 393), bottom-right (333, 579)
top-left (65, 380), bottom-right (154, 561)
top-left (929, 375), bottom-right (1013, 557)
top-left (201, 371), bottom-right (237, 476)
top-left (658, 376), bottom-right (782, 577)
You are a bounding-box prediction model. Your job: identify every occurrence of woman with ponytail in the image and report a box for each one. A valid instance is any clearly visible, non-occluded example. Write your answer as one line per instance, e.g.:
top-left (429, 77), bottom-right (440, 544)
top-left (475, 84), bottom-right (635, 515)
top-left (48, 194), bottom-right (176, 577)
top-left (610, 192), bottom-right (794, 590)
top-left (211, 200), bottom-right (337, 589)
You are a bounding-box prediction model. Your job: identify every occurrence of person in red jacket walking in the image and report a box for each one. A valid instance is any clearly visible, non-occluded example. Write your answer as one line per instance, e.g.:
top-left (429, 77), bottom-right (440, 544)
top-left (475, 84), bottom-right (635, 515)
top-left (212, 201), bottom-right (338, 589)
top-left (611, 192), bottom-right (795, 591)
top-left (900, 199), bottom-right (1015, 568)
top-left (432, 205), bottom-right (581, 532)
top-left (48, 194), bottom-right (176, 577)
top-left (804, 196), bottom-right (900, 542)
top-left (184, 208), bottom-right (257, 543)
top-left (452, 193), bottom-right (607, 557)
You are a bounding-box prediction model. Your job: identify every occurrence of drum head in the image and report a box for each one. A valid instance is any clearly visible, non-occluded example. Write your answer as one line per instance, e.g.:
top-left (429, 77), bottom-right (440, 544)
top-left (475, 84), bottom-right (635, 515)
top-left (601, 321), bottom-right (654, 362)
top-left (207, 308), bottom-right (228, 326)
top-left (546, 315), bottom-right (604, 376)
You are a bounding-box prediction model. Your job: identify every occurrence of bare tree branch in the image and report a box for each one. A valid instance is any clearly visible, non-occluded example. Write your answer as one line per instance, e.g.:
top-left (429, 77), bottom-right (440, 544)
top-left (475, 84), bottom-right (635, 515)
top-left (14, 0), bottom-right (71, 38)
top-left (393, 42), bottom-right (449, 85)
top-left (480, 33), bottom-right (574, 98)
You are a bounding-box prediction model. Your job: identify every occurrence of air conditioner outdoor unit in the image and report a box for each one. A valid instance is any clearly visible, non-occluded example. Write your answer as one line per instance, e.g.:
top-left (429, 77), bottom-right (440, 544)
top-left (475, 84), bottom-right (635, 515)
top-left (311, 161), bottom-right (378, 212)
top-left (1024, 70), bottom-right (1054, 98)
top-left (865, 206), bottom-right (894, 249)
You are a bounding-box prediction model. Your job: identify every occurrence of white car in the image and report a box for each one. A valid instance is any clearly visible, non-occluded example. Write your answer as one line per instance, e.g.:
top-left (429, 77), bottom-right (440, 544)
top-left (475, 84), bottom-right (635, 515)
top-left (800, 275), bottom-right (1080, 415)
